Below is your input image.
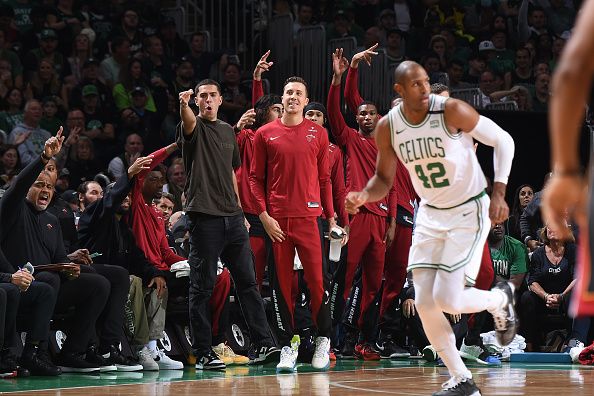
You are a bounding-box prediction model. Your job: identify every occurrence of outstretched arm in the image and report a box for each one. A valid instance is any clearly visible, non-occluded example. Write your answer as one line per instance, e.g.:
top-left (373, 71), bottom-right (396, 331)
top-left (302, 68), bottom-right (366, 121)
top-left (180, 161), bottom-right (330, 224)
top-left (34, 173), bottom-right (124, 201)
top-left (327, 48), bottom-right (352, 147)
top-left (345, 44), bottom-right (379, 114)
top-left (252, 50), bottom-right (273, 105)
top-left (345, 117), bottom-right (397, 214)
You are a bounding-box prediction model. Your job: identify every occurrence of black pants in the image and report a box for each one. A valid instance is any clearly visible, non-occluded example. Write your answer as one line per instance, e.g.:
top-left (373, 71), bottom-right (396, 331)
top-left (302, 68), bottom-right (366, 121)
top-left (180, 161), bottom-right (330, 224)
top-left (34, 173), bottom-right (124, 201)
top-left (36, 271), bottom-right (109, 354)
top-left (0, 284), bottom-right (18, 349)
top-left (187, 212), bottom-right (273, 357)
top-left (14, 281), bottom-right (56, 344)
top-left (88, 264), bottom-right (130, 350)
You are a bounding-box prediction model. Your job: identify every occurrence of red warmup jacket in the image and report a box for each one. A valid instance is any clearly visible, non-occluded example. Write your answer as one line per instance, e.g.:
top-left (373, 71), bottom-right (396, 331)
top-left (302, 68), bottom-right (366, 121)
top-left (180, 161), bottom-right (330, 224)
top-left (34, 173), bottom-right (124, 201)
top-left (327, 83), bottom-right (396, 218)
top-left (129, 147), bottom-right (185, 271)
top-left (235, 128), bottom-right (260, 215)
top-left (252, 79), bottom-right (347, 224)
top-left (249, 118), bottom-right (334, 220)
top-left (344, 66), bottom-right (418, 214)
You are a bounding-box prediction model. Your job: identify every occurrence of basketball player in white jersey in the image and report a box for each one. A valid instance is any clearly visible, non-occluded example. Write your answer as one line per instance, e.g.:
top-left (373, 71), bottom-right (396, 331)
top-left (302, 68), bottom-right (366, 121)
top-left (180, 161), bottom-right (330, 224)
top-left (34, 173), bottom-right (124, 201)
top-left (346, 61), bottom-right (516, 396)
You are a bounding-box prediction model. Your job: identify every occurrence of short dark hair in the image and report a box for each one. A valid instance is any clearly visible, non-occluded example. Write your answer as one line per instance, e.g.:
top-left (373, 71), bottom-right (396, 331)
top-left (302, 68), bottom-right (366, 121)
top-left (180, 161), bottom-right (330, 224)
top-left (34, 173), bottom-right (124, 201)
top-left (283, 76), bottom-right (308, 96)
top-left (431, 83), bottom-right (449, 94)
top-left (190, 32), bottom-right (207, 41)
top-left (77, 180), bottom-right (97, 195)
top-left (153, 191), bottom-right (174, 205)
top-left (357, 100), bottom-right (377, 111)
top-left (195, 79), bottom-right (221, 95)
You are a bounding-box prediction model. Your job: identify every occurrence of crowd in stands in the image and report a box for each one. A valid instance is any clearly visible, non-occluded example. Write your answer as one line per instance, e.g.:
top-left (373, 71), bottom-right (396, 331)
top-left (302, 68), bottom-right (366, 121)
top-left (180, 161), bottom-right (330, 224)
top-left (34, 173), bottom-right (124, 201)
top-left (0, 0), bottom-right (589, 379)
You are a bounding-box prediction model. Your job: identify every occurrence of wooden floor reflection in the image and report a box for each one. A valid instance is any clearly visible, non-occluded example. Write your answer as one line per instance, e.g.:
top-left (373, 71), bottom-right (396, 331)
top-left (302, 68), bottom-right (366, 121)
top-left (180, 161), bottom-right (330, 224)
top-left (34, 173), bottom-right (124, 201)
top-left (10, 362), bottom-right (594, 395)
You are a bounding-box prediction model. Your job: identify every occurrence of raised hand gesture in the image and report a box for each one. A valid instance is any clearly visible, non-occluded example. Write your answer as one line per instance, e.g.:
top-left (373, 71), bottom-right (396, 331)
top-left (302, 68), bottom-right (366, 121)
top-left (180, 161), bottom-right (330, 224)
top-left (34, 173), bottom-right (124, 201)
top-left (332, 48), bottom-right (349, 78)
top-left (351, 43), bottom-right (379, 68)
top-left (179, 89), bottom-right (193, 106)
top-left (253, 50), bottom-right (273, 81)
top-left (43, 126), bottom-right (64, 159)
top-left (236, 108), bottom-right (256, 131)
top-left (128, 155), bottom-right (154, 178)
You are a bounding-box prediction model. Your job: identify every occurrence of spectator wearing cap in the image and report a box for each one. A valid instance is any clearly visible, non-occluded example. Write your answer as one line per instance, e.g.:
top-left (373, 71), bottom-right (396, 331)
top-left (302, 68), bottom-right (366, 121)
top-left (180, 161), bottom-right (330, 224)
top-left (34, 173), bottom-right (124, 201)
top-left (184, 32), bottom-right (226, 82)
top-left (8, 99), bottom-right (51, 166)
top-left (27, 59), bottom-right (69, 112)
top-left (24, 28), bottom-right (70, 79)
top-left (113, 59), bottom-right (157, 113)
top-left (67, 33), bottom-right (94, 86)
top-left (0, 30), bottom-right (23, 90)
top-left (40, 96), bottom-right (62, 134)
top-left (170, 57), bottom-right (195, 98)
top-left (100, 36), bottom-right (131, 90)
top-left (56, 169), bottom-right (72, 195)
top-left (46, 0), bottom-right (90, 56)
top-left (80, 84), bottom-right (116, 163)
top-left (70, 58), bottom-right (113, 109)
top-left (377, 8), bottom-right (397, 47)
top-left (110, 7), bottom-right (144, 56)
top-left (385, 29), bottom-right (406, 67)
top-left (60, 188), bottom-right (78, 211)
top-left (326, 8), bottom-right (364, 46)
top-left (158, 17), bottom-right (189, 61)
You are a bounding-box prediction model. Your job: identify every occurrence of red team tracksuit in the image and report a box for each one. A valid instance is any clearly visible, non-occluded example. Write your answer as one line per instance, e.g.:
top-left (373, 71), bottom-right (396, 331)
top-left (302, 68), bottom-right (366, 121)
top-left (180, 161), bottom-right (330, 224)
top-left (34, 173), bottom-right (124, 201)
top-left (249, 118), bottom-right (334, 343)
top-left (235, 127), bottom-right (268, 288)
top-left (129, 147), bottom-right (230, 334)
top-left (327, 81), bottom-right (397, 341)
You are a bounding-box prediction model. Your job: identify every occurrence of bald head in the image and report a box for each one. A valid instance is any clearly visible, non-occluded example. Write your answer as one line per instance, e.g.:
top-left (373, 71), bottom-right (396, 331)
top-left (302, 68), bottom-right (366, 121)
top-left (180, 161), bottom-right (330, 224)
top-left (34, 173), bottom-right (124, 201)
top-left (394, 61), bottom-right (424, 85)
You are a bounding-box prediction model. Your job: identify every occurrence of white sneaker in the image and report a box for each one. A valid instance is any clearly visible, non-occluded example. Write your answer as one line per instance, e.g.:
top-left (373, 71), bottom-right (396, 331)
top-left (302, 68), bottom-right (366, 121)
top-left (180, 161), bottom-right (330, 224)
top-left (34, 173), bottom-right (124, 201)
top-left (151, 349), bottom-right (184, 370)
top-left (311, 337), bottom-right (330, 370)
top-left (137, 347), bottom-right (159, 371)
top-left (276, 346), bottom-right (298, 373)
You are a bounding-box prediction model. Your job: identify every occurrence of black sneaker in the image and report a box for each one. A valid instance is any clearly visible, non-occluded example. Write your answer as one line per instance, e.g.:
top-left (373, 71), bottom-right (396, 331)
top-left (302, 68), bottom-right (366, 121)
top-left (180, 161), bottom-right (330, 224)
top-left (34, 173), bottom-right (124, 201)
top-left (86, 345), bottom-right (117, 372)
top-left (19, 345), bottom-right (61, 376)
top-left (196, 349), bottom-right (226, 370)
top-left (56, 352), bottom-right (100, 373)
top-left (248, 344), bottom-right (281, 365)
top-left (432, 377), bottom-right (481, 396)
top-left (101, 345), bottom-right (143, 372)
top-left (489, 281), bottom-right (518, 347)
top-left (340, 333), bottom-right (357, 359)
top-left (376, 340), bottom-right (411, 359)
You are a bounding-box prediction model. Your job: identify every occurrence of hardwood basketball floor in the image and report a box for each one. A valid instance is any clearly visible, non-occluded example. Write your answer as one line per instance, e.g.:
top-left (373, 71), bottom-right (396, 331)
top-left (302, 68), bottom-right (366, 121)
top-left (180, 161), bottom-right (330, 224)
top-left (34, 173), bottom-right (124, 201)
top-left (2, 359), bottom-right (594, 395)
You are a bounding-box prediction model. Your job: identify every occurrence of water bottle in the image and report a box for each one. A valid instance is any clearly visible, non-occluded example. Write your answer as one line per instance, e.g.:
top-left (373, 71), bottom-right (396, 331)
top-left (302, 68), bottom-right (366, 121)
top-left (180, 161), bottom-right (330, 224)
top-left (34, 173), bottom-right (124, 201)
top-left (329, 227), bottom-right (344, 262)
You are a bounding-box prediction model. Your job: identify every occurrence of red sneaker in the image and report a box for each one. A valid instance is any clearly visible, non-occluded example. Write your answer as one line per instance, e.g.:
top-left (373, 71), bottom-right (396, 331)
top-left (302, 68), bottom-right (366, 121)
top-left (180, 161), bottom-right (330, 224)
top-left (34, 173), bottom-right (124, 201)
top-left (329, 350), bottom-right (336, 361)
top-left (354, 343), bottom-right (380, 361)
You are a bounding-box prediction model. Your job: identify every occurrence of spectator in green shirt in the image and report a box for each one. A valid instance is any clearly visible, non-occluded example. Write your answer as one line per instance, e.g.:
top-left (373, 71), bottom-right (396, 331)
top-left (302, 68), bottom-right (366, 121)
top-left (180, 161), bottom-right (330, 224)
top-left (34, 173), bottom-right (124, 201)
top-left (488, 222), bottom-right (529, 290)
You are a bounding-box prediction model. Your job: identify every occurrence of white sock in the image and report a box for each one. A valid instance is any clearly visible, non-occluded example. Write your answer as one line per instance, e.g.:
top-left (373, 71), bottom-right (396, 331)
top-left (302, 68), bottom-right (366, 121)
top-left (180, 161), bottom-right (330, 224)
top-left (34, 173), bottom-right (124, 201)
top-left (147, 340), bottom-right (158, 353)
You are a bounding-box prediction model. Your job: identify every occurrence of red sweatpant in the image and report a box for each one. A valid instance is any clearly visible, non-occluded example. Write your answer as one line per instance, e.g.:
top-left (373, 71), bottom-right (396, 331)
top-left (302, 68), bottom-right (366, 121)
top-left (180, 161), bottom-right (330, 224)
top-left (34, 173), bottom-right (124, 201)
top-left (249, 236), bottom-right (267, 289)
top-left (474, 241), bottom-right (494, 291)
top-left (380, 223), bottom-right (413, 319)
top-left (211, 268), bottom-right (231, 337)
top-left (271, 217), bottom-right (330, 338)
top-left (345, 211), bottom-right (387, 333)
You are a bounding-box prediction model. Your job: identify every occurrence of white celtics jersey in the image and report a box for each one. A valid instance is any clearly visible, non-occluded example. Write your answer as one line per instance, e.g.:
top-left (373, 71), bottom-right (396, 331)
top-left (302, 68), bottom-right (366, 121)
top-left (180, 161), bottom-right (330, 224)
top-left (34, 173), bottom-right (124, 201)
top-left (387, 94), bottom-right (487, 208)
